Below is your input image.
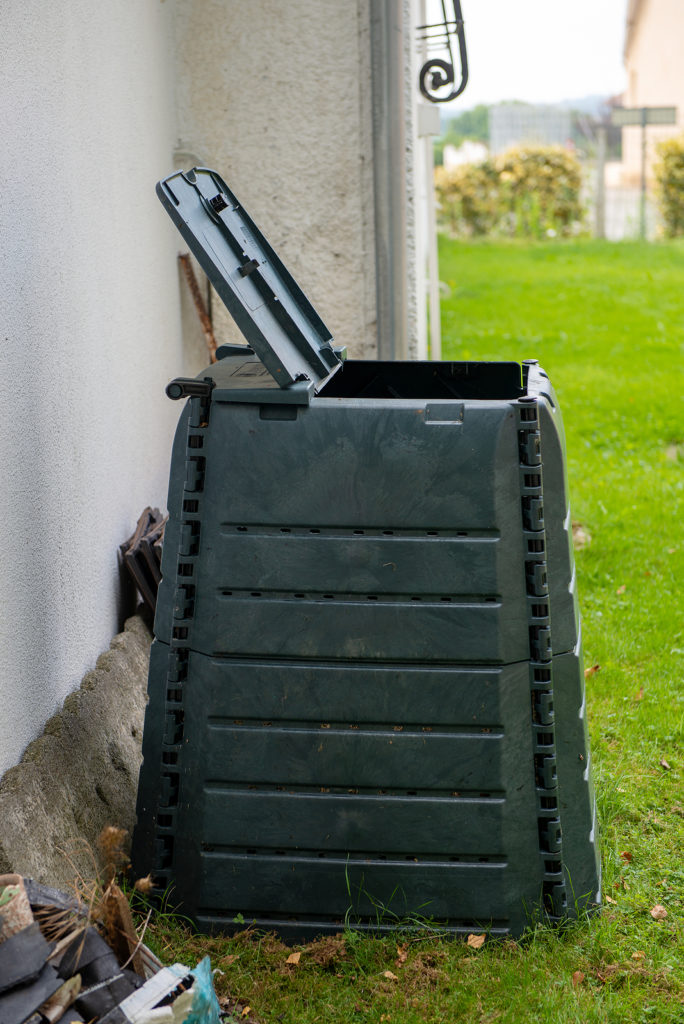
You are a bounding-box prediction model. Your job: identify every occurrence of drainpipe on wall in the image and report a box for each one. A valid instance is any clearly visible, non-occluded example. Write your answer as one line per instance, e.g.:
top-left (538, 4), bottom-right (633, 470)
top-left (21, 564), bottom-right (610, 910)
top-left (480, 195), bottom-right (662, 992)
top-left (370, 0), bottom-right (410, 361)
top-left (418, 102), bottom-right (443, 360)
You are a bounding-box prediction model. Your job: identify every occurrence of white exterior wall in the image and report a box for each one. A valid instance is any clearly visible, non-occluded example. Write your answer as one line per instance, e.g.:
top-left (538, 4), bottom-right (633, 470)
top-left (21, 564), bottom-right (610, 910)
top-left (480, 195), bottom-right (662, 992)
top-left (1, 0), bottom-right (423, 779)
top-left (174, 0), bottom-right (379, 360)
top-left (0, 1), bottom-right (201, 776)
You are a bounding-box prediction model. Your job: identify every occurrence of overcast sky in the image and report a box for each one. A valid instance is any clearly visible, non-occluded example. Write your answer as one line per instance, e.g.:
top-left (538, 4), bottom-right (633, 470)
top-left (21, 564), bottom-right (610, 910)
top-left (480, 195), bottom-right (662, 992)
top-left (429, 0), bottom-right (629, 110)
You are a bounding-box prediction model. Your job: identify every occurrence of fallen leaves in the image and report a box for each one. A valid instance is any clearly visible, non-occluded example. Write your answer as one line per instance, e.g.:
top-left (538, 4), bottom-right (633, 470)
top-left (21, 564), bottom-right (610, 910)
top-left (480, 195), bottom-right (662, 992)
top-left (595, 964), bottom-right (620, 984)
top-left (467, 933), bottom-right (486, 950)
top-left (650, 904), bottom-right (668, 921)
top-left (133, 874), bottom-right (154, 893)
top-left (633, 686), bottom-right (644, 702)
top-left (604, 894), bottom-right (617, 905)
top-left (619, 850), bottom-right (633, 863)
top-left (571, 970), bottom-right (585, 987)
top-left (659, 758), bottom-right (672, 771)
top-left (382, 970), bottom-right (399, 981)
top-left (584, 664), bottom-right (600, 678)
top-left (616, 584), bottom-right (626, 595)
top-left (572, 522), bottom-right (592, 549)
top-left (395, 944), bottom-right (408, 967)
top-left (220, 997), bottom-right (256, 1024)
top-left (632, 950), bottom-right (646, 961)
top-left (285, 951), bottom-right (301, 965)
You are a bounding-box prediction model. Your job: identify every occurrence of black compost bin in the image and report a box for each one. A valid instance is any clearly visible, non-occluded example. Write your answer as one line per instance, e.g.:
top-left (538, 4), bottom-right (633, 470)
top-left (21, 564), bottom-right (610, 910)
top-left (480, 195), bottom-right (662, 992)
top-left (132, 168), bottom-right (600, 939)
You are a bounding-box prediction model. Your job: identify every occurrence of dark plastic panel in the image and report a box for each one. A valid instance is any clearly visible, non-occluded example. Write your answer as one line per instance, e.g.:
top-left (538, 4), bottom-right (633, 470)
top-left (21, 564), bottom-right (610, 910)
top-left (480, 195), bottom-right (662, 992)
top-left (136, 642), bottom-right (549, 934)
top-left (195, 854), bottom-right (510, 922)
top-left (155, 378), bottom-right (578, 660)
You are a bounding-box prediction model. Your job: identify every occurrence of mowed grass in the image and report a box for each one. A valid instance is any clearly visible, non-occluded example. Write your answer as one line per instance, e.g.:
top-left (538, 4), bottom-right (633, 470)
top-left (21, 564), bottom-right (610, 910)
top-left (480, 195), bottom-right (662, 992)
top-left (141, 240), bottom-right (684, 1022)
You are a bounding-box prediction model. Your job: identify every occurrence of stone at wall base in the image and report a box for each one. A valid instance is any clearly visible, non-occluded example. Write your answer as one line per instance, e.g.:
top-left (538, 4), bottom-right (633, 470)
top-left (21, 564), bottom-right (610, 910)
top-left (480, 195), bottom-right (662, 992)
top-left (0, 616), bottom-right (151, 889)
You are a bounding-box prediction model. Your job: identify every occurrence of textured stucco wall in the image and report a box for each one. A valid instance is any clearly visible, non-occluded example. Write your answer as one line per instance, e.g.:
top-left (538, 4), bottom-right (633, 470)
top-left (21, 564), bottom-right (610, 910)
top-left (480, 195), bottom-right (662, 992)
top-left (174, 0), bottom-right (379, 360)
top-left (0, 1), bottom-right (203, 776)
top-left (0, 616), bottom-right (151, 888)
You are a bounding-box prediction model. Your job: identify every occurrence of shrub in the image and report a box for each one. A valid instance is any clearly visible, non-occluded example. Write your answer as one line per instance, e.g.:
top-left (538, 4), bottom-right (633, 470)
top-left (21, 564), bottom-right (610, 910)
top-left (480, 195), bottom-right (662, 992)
top-left (434, 161), bottom-right (500, 236)
top-left (434, 144), bottom-right (584, 238)
top-left (496, 145), bottom-right (584, 237)
top-left (653, 134), bottom-right (684, 237)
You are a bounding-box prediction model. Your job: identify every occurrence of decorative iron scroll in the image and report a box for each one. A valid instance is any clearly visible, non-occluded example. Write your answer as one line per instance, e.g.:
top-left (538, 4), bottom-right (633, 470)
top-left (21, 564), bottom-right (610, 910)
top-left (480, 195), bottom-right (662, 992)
top-left (418, 0), bottom-right (468, 104)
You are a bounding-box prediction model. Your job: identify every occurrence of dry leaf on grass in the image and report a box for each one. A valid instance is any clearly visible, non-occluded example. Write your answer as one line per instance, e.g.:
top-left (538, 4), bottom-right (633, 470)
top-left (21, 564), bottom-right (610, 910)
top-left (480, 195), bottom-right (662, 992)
top-left (650, 905), bottom-right (668, 921)
top-left (572, 970), bottom-right (585, 987)
top-left (596, 964), bottom-right (620, 984)
top-left (616, 584), bottom-right (626, 595)
top-left (632, 951), bottom-right (645, 961)
top-left (241, 1006), bottom-right (251, 1019)
top-left (584, 664), bottom-right (600, 678)
top-left (634, 687), bottom-right (645, 702)
top-left (395, 944), bottom-right (408, 967)
top-left (382, 970), bottom-right (399, 981)
top-left (619, 850), bottom-right (633, 862)
top-left (572, 522), bottom-right (591, 549)
top-left (286, 951), bottom-right (301, 965)
top-left (604, 894), bottom-right (617, 905)
top-left (467, 933), bottom-right (485, 949)
top-left (133, 874), bottom-right (154, 894)
top-left (659, 758), bottom-right (672, 771)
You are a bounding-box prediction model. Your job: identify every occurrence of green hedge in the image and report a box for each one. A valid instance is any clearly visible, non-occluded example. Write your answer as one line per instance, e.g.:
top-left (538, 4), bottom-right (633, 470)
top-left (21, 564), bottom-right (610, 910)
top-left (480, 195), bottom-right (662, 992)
top-left (654, 134), bottom-right (684, 237)
top-left (435, 144), bottom-right (584, 238)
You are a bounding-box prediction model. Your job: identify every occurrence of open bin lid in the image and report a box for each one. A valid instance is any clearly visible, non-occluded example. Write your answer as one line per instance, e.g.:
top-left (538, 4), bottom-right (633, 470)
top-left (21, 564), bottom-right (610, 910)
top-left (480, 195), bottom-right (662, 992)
top-left (157, 168), bottom-right (342, 391)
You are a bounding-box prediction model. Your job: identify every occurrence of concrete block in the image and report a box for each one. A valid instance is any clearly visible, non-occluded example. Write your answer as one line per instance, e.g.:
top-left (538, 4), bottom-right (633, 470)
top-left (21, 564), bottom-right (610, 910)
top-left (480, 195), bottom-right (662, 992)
top-left (0, 616), bottom-right (151, 889)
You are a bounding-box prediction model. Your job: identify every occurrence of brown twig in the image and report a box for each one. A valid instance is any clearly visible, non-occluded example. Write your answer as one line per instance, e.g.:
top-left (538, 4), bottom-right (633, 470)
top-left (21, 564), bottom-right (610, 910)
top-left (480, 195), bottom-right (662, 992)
top-left (178, 253), bottom-right (218, 362)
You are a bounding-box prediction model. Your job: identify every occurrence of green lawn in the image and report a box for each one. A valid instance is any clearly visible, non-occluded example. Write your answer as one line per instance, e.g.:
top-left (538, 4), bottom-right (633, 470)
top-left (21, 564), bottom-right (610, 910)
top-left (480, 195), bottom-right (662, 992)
top-left (143, 239), bottom-right (684, 1023)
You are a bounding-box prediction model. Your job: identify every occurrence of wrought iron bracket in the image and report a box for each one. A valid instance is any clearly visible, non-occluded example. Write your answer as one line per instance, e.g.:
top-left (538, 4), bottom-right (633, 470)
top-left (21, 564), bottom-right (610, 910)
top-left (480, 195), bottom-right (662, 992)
top-left (418, 0), bottom-right (469, 104)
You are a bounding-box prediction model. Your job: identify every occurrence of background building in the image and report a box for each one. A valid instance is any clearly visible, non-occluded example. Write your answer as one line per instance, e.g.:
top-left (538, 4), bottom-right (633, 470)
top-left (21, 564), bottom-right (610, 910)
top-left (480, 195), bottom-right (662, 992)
top-left (621, 0), bottom-right (684, 185)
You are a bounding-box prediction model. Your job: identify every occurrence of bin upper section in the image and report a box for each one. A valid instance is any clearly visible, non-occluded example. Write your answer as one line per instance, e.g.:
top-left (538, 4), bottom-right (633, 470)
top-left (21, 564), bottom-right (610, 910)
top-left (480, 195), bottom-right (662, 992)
top-left (157, 168), bottom-right (342, 392)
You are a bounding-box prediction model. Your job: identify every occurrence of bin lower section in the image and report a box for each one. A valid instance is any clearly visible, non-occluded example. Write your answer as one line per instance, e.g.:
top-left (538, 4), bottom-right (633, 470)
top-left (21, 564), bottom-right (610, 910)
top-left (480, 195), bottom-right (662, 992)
top-left (133, 642), bottom-right (600, 938)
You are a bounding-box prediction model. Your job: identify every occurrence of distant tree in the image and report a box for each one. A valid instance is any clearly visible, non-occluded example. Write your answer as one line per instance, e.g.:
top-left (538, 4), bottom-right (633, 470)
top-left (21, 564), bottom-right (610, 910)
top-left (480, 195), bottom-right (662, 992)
top-left (447, 104), bottom-right (489, 143)
top-left (434, 104), bottom-right (489, 165)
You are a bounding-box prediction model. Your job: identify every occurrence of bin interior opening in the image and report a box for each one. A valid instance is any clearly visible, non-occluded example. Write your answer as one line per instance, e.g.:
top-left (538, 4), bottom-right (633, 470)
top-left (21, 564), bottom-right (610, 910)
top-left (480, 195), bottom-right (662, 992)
top-left (318, 360), bottom-right (525, 400)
